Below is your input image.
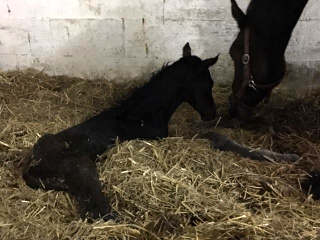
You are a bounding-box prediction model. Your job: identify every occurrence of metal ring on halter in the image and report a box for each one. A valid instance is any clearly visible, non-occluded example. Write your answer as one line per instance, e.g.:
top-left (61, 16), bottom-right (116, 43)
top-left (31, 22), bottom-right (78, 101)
top-left (242, 54), bottom-right (250, 65)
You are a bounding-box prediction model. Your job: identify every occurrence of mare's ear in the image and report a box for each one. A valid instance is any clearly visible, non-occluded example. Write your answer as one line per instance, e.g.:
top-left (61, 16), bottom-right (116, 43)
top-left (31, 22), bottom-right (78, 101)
top-left (202, 54), bottom-right (219, 69)
top-left (231, 0), bottom-right (246, 29)
top-left (183, 42), bottom-right (192, 57)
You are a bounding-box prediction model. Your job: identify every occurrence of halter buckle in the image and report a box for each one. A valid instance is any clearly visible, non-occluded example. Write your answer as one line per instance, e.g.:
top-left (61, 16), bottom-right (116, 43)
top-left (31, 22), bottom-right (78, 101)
top-left (242, 54), bottom-right (250, 65)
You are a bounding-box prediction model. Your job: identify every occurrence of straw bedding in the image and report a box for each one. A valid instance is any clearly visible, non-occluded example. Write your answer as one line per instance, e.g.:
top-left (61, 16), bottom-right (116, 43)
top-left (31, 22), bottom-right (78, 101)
top-left (0, 69), bottom-right (320, 239)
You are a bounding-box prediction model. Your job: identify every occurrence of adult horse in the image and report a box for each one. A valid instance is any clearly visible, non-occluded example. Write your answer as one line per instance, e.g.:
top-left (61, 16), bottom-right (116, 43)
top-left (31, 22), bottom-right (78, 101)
top-left (227, 0), bottom-right (309, 125)
top-left (21, 43), bottom-right (219, 221)
top-left (225, 0), bottom-right (320, 200)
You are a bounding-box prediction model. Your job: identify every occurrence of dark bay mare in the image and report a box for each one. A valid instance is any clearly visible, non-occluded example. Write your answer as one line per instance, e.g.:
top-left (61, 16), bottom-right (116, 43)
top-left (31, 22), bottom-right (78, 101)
top-left (21, 43), bottom-right (219, 221)
top-left (225, 0), bottom-right (320, 201)
top-left (227, 0), bottom-right (309, 125)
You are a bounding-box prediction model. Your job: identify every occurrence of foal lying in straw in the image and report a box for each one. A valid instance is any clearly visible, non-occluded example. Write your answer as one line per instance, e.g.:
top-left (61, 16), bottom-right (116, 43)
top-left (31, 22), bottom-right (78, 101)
top-left (21, 43), bottom-right (298, 222)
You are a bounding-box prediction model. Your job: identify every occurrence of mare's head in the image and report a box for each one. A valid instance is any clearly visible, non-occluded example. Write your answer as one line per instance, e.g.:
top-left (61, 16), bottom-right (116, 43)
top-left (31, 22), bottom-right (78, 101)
top-left (180, 43), bottom-right (219, 121)
top-left (228, 0), bottom-right (287, 123)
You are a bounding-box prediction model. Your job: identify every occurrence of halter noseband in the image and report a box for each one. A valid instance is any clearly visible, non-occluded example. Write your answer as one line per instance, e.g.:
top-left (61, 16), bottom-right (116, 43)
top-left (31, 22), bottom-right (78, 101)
top-left (234, 28), bottom-right (281, 104)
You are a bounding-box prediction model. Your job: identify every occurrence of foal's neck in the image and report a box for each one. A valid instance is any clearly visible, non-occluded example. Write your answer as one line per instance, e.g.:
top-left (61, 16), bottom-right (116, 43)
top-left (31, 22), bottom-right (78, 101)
top-left (117, 62), bottom-right (185, 124)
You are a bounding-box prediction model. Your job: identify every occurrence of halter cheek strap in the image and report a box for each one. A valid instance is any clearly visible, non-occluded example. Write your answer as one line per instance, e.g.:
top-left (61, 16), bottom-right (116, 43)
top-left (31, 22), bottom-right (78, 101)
top-left (234, 28), bottom-right (282, 104)
top-left (236, 27), bottom-right (251, 100)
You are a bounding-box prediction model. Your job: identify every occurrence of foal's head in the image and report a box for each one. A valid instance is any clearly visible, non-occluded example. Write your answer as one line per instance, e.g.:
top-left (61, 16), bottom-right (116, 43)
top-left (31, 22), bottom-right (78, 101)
top-left (228, 0), bottom-right (287, 122)
top-left (180, 43), bottom-right (219, 121)
top-left (118, 43), bottom-right (219, 124)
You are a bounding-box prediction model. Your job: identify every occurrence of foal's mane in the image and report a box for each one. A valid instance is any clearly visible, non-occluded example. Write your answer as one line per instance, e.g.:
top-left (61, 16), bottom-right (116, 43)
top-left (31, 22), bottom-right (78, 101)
top-left (108, 60), bottom-right (178, 118)
top-left (123, 61), bottom-right (173, 101)
top-left (149, 62), bottom-right (172, 82)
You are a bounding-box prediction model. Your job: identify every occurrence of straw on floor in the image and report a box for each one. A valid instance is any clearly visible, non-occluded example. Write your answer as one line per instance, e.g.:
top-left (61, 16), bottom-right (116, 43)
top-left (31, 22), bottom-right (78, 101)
top-left (0, 69), bottom-right (320, 239)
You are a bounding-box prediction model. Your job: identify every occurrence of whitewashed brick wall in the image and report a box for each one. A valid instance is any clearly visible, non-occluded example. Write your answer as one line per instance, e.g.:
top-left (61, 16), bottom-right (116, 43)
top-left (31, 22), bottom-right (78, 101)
top-left (0, 0), bottom-right (319, 92)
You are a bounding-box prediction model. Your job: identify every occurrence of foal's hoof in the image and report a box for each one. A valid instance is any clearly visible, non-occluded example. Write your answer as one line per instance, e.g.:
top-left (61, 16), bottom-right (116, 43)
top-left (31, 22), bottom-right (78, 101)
top-left (102, 212), bottom-right (118, 222)
top-left (81, 206), bottom-right (118, 223)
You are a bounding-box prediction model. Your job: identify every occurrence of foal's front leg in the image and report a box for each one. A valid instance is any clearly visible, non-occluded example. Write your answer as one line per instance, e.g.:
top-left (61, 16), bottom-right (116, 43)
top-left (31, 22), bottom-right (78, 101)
top-left (201, 132), bottom-right (299, 162)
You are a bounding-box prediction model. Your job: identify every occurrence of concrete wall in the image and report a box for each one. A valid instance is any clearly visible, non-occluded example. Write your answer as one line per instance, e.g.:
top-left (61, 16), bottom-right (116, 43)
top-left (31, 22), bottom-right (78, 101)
top-left (0, 0), bottom-right (319, 92)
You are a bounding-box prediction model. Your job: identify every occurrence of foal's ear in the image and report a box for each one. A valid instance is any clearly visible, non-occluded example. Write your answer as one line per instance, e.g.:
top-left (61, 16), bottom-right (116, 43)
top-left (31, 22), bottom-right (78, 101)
top-left (183, 42), bottom-right (192, 57)
top-left (231, 0), bottom-right (246, 29)
top-left (202, 54), bottom-right (219, 69)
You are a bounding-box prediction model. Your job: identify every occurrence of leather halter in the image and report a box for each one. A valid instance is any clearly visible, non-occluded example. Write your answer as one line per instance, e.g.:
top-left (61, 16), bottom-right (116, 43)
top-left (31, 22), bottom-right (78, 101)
top-left (234, 28), bottom-right (282, 104)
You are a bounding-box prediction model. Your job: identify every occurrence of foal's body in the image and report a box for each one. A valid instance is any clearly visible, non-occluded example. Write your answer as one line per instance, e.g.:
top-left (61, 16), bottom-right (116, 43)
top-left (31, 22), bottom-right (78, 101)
top-left (22, 43), bottom-right (219, 221)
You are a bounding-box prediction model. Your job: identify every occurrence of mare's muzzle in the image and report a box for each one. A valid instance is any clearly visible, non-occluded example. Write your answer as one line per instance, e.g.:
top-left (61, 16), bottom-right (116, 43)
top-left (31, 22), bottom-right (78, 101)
top-left (200, 107), bottom-right (216, 121)
top-left (228, 98), bottom-right (254, 123)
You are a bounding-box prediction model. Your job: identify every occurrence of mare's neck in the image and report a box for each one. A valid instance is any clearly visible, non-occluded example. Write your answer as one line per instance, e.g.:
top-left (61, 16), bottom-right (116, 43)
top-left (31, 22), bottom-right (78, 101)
top-left (247, 0), bottom-right (308, 55)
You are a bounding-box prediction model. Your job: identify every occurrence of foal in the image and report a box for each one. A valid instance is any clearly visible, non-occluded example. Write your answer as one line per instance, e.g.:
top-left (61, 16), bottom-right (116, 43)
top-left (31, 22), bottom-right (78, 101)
top-left (22, 43), bottom-right (219, 221)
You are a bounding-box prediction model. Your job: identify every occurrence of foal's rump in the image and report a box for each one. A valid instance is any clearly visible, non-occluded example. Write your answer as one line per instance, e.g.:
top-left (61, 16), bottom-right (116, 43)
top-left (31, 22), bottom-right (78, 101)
top-left (22, 133), bottom-right (93, 188)
top-left (21, 134), bottom-right (70, 190)
top-left (22, 141), bottom-right (112, 220)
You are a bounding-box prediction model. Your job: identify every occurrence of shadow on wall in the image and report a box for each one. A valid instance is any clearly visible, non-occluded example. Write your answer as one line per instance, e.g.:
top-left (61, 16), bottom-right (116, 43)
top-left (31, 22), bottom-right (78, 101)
top-left (279, 61), bottom-right (320, 97)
